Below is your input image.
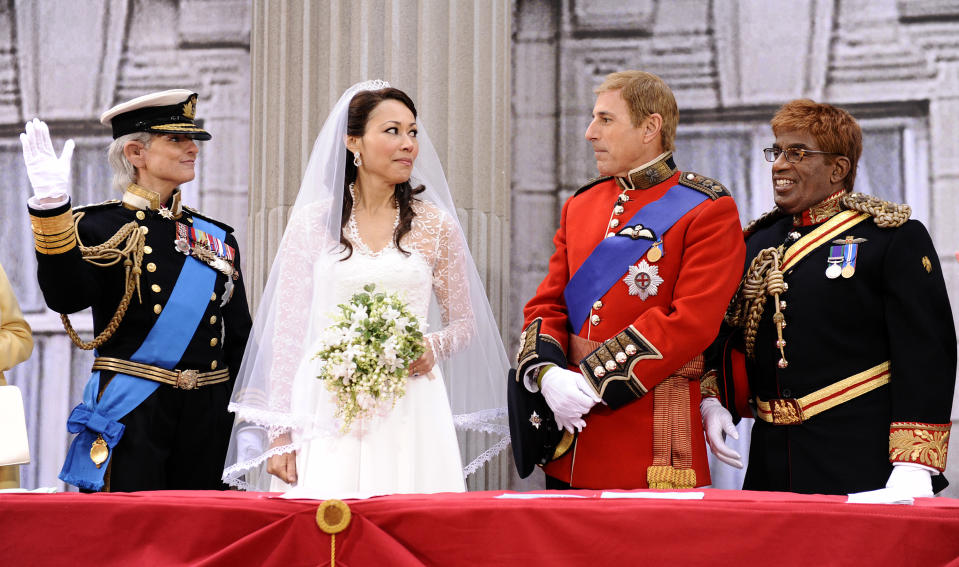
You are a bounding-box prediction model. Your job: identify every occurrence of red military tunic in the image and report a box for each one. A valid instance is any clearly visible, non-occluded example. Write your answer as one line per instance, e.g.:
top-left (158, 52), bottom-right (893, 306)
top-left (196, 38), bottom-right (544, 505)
top-left (517, 152), bottom-right (745, 489)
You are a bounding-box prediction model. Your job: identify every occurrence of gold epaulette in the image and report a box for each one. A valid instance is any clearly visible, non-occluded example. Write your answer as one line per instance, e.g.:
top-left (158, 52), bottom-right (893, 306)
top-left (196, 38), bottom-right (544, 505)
top-left (678, 171), bottom-right (730, 200)
top-left (840, 192), bottom-right (911, 228)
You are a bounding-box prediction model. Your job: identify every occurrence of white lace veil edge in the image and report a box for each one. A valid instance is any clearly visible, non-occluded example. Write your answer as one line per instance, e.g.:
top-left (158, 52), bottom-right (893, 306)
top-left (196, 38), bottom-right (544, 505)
top-left (222, 80), bottom-right (510, 491)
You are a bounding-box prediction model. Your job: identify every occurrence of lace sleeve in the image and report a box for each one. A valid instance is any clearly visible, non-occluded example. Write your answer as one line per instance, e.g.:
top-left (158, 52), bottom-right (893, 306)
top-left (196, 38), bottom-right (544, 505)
top-left (266, 203), bottom-right (326, 423)
top-left (425, 209), bottom-right (475, 360)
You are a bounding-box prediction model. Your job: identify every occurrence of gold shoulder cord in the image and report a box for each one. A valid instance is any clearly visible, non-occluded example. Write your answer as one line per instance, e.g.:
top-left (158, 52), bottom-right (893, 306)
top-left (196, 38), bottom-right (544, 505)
top-left (725, 245), bottom-right (788, 365)
top-left (61, 211), bottom-right (146, 350)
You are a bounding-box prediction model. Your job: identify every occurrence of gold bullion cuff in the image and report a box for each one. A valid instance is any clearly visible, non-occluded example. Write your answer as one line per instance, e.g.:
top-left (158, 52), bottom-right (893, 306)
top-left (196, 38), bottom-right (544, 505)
top-left (30, 209), bottom-right (77, 254)
top-left (700, 370), bottom-right (720, 398)
top-left (889, 422), bottom-right (951, 472)
top-left (578, 325), bottom-right (662, 409)
top-left (515, 318), bottom-right (567, 381)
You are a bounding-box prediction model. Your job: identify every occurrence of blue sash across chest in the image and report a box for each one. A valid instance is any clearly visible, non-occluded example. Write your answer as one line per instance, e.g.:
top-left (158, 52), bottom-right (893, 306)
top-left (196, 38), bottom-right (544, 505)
top-left (564, 184), bottom-right (708, 332)
top-left (59, 217), bottom-right (224, 491)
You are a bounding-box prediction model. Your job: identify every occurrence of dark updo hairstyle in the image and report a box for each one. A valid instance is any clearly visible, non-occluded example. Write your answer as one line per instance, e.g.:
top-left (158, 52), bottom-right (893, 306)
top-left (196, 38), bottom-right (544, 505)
top-left (341, 87), bottom-right (426, 259)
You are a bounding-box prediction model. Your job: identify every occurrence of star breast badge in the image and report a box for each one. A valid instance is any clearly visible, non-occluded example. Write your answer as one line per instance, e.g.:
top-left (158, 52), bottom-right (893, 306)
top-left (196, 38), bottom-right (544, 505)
top-left (624, 260), bottom-right (664, 300)
top-left (529, 411), bottom-right (542, 430)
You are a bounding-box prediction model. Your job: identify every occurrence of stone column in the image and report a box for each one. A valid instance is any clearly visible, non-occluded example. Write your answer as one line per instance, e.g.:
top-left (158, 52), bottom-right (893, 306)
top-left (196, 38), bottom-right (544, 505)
top-left (928, 61), bottom-right (959, 498)
top-left (248, 0), bottom-right (512, 490)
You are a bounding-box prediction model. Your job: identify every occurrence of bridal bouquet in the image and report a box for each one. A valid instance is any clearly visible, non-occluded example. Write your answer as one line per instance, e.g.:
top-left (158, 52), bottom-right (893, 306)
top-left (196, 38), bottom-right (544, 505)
top-left (313, 283), bottom-right (426, 432)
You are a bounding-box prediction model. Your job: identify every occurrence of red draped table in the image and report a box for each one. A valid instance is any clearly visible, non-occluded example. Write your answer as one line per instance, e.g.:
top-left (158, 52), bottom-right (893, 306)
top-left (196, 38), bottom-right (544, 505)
top-left (3, 488), bottom-right (959, 566)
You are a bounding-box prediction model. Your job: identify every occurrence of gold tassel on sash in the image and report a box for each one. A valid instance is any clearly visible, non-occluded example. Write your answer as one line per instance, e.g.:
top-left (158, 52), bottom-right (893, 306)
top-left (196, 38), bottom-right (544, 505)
top-left (647, 356), bottom-right (703, 489)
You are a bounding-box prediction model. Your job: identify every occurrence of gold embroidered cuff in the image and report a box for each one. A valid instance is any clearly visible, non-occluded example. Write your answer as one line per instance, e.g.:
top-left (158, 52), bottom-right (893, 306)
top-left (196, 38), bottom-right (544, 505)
top-left (889, 422), bottom-right (951, 472)
top-left (31, 210), bottom-right (77, 254)
top-left (578, 326), bottom-right (662, 407)
top-left (515, 318), bottom-right (567, 381)
top-left (700, 370), bottom-right (719, 398)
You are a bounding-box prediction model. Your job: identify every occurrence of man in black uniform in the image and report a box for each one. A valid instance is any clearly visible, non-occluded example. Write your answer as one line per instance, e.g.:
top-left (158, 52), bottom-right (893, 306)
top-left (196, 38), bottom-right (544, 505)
top-left (702, 99), bottom-right (956, 497)
top-left (22, 90), bottom-right (252, 491)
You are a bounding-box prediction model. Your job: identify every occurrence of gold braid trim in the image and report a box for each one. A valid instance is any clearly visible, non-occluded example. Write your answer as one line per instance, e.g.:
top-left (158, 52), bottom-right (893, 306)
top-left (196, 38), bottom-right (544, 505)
top-left (841, 192), bottom-right (910, 228)
top-left (725, 246), bottom-right (787, 362)
top-left (61, 211), bottom-right (146, 350)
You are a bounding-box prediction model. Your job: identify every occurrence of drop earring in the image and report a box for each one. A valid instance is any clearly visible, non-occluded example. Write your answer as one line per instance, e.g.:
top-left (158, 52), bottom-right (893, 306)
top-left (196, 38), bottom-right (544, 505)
top-left (353, 152), bottom-right (362, 167)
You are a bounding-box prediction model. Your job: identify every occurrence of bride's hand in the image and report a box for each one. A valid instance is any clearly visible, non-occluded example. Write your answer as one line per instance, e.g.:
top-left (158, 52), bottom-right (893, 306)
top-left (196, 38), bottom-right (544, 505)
top-left (408, 341), bottom-right (435, 379)
top-left (267, 451), bottom-right (298, 484)
top-left (266, 434), bottom-right (297, 484)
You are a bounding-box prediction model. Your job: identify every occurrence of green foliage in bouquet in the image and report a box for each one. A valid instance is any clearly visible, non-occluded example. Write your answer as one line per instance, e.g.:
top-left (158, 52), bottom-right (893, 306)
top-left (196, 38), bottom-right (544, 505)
top-left (313, 283), bottom-right (426, 432)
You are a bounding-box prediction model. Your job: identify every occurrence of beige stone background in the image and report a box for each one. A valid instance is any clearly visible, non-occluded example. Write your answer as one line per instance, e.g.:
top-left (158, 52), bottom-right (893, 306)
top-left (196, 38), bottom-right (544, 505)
top-left (1, 0), bottom-right (957, 495)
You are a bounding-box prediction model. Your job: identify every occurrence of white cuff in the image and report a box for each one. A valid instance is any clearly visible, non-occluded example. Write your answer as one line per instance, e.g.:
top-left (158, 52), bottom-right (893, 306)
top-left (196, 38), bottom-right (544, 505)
top-left (27, 193), bottom-right (69, 210)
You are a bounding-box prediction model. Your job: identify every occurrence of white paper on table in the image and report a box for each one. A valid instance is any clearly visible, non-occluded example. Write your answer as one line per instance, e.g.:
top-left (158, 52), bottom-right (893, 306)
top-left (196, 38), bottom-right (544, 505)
top-left (600, 491), bottom-right (705, 500)
top-left (495, 493), bottom-right (587, 499)
top-left (845, 488), bottom-right (914, 505)
top-left (0, 487), bottom-right (57, 494)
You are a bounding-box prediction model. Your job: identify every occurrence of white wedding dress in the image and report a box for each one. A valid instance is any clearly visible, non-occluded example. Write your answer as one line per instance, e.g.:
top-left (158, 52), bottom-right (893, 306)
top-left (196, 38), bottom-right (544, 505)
top-left (272, 199), bottom-right (469, 498)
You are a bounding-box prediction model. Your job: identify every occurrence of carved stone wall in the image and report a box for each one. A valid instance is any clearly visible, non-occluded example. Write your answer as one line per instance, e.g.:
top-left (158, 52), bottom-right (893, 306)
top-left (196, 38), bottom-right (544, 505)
top-left (512, 0), bottom-right (959, 494)
top-left (0, 0), bottom-right (250, 490)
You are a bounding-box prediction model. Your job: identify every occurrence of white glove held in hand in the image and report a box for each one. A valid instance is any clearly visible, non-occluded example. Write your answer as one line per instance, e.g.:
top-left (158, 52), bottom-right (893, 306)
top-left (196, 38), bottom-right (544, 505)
top-left (884, 462), bottom-right (934, 498)
top-left (20, 118), bottom-right (75, 200)
top-left (541, 366), bottom-right (601, 434)
top-left (700, 396), bottom-right (743, 469)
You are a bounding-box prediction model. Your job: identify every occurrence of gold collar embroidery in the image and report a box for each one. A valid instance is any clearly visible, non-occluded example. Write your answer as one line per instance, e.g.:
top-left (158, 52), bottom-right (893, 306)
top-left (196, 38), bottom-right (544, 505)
top-left (793, 190), bottom-right (844, 227)
top-left (615, 151), bottom-right (678, 191)
top-left (121, 184), bottom-right (183, 219)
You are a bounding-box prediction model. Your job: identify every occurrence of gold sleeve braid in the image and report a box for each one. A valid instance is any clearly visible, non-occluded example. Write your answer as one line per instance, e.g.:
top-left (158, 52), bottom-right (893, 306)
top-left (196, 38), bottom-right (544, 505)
top-left (31, 209), bottom-right (77, 254)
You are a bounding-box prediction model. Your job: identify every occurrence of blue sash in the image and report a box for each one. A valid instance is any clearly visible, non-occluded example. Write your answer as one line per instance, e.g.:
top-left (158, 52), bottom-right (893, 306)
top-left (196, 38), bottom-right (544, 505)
top-left (564, 184), bottom-right (708, 332)
top-left (59, 218), bottom-right (224, 491)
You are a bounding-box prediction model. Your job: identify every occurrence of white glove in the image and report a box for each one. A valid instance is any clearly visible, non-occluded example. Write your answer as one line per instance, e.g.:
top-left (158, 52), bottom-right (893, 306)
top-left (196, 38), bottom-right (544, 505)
top-left (884, 462), bottom-right (934, 498)
top-left (235, 426), bottom-right (266, 465)
top-left (20, 118), bottom-right (75, 200)
top-left (541, 366), bottom-right (601, 434)
top-left (700, 396), bottom-right (743, 469)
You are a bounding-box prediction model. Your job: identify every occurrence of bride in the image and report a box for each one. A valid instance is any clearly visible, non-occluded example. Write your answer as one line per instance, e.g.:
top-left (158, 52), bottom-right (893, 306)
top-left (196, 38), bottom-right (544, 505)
top-left (222, 80), bottom-right (509, 496)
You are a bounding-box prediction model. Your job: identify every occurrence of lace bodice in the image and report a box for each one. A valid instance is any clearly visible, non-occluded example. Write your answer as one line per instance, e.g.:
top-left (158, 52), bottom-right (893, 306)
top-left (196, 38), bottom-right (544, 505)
top-left (268, 199), bottom-right (475, 416)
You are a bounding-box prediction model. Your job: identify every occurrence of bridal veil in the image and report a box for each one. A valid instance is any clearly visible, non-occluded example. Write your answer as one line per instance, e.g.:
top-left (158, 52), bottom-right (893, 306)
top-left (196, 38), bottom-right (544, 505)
top-left (222, 80), bottom-right (510, 491)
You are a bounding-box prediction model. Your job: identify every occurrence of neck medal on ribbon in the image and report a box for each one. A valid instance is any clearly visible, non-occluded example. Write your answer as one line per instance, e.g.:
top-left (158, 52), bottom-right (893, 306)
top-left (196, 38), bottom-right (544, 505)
top-left (175, 221), bottom-right (238, 302)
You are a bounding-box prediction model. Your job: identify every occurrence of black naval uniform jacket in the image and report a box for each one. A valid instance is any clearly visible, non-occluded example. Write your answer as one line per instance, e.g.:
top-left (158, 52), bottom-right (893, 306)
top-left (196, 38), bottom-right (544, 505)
top-left (711, 205), bottom-right (956, 495)
top-left (29, 191), bottom-right (252, 491)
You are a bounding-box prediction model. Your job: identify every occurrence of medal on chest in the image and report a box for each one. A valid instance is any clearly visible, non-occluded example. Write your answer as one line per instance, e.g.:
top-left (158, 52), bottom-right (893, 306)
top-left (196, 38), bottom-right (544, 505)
top-left (826, 236), bottom-right (866, 279)
top-left (175, 221), bottom-right (239, 303)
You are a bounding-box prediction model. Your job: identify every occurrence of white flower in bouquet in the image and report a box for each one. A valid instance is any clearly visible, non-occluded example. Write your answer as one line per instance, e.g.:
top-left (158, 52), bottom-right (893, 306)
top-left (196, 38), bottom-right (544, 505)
top-left (313, 283), bottom-right (426, 432)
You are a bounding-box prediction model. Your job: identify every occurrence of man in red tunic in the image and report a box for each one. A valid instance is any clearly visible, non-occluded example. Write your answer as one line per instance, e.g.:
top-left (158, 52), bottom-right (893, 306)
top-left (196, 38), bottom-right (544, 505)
top-left (514, 71), bottom-right (745, 489)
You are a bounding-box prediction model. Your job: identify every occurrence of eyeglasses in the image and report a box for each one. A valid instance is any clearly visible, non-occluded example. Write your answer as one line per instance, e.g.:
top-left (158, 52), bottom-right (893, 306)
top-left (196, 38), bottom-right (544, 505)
top-left (763, 147), bottom-right (841, 164)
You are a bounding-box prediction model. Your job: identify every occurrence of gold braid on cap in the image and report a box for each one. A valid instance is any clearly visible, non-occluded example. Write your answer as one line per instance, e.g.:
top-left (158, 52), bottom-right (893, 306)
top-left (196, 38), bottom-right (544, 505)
top-left (61, 211), bottom-right (146, 350)
top-left (725, 246), bottom-right (788, 365)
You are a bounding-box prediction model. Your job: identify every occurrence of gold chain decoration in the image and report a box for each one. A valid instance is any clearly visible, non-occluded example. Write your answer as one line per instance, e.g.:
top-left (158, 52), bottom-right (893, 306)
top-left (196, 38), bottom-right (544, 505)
top-left (841, 192), bottom-right (910, 228)
top-left (726, 245), bottom-right (789, 367)
top-left (316, 499), bottom-right (352, 567)
top-left (60, 211), bottom-right (146, 350)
